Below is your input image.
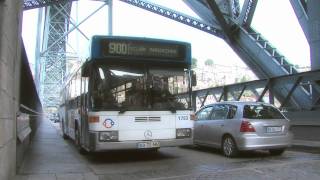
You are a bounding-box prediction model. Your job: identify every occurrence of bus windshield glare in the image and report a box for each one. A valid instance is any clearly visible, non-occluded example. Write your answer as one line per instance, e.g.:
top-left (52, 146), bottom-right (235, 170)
top-left (90, 63), bottom-right (190, 111)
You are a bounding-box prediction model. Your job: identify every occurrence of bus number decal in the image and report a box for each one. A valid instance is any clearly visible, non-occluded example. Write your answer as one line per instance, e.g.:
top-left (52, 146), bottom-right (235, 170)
top-left (109, 42), bottom-right (128, 55)
top-left (178, 115), bottom-right (188, 120)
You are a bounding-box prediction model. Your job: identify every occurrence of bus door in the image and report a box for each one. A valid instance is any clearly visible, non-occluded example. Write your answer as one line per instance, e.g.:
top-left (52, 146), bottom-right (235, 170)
top-left (80, 76), bottom-right (89, 146)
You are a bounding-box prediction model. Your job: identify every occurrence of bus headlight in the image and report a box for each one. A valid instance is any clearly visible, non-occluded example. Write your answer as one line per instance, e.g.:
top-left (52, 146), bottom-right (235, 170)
top-left (99, 131), bottom-right (118, 142)
top-left (176, 128), bottom-right (192, 138)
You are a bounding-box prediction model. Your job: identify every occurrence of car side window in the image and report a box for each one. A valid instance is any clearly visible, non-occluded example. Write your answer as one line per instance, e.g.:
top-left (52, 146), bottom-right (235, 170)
top-left (210, 105), bottom-right (229, 120)
top-left (227, 105), bottom-right (237, 119)
top-left (196, 106), bottom-right (214, 121)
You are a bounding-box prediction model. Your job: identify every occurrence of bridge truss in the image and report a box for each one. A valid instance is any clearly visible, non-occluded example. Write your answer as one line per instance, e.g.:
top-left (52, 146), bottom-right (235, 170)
top-left (23, 0), bottom-right (320, 112)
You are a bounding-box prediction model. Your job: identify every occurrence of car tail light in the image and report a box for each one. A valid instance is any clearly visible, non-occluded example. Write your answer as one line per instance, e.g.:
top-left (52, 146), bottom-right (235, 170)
top-left (240, 120), bottom-right (255, 132)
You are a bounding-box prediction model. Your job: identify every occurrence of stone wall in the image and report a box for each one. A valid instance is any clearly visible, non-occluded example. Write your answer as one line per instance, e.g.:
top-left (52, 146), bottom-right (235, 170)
top-left (0, 0), bottom-right (23, 179)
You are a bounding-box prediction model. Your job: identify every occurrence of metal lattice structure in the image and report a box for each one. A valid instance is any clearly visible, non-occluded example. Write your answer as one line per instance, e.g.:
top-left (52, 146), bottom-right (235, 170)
top-left (119, 0), bottom-right (319, 110)
top-left (38, 2), bottom-right (72, 112)
top-left (23, 0), bottom-right (320, 111)
top-left (23, 0), bottom-right (77, 10)
top-left (32, 1), bottom-right (109, 112)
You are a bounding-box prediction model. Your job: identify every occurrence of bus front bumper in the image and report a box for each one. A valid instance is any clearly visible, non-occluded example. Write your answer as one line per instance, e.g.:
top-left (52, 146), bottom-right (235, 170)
top-left (88, 131), bottom-right (193, 152)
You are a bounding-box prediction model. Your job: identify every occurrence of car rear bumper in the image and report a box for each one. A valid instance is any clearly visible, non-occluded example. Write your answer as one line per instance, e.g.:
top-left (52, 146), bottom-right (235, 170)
top-left (88, 131), bottom-right (193, 152)
top-left (235, 132), bottom-right (293, 151)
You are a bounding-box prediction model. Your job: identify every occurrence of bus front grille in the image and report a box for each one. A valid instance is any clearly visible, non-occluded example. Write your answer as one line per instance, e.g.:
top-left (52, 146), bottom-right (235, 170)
top-left (135, 116), bottom-right (161, 122)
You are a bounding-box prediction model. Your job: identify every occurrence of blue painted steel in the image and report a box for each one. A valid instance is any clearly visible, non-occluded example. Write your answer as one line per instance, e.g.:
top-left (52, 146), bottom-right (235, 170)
top-left (89, 35), bottom-right (191, 66)
top-left (23, 0), bottom-right (78, 10)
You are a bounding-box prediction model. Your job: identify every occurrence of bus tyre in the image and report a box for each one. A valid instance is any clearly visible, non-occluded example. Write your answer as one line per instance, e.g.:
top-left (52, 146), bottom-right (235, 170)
top-left (75, 127), bottom-right (87, 155)
top-left (269, 148), bottom-right (285, 156)
top-left (61, 120), bottom-right (68, 139)
top-left (222, 136), bottom-right (238, 158)
top-left (62, 133), bottom-right (68, 140)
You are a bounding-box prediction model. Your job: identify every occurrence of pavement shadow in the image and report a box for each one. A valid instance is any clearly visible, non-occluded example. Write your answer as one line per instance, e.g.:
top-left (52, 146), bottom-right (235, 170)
top-left (83, 149), bottom-right (177, 164)
top-left (180, 145), bottom-right (275, 159)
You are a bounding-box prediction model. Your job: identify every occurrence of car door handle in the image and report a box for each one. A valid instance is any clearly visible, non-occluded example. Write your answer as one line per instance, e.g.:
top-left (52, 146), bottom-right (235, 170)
top-left (220, 124), bottom-right (224, 127)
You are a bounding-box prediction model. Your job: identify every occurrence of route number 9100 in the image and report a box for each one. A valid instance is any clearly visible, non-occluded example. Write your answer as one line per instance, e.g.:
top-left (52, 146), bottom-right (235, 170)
top-left (109, 42), bottom-right (128, 55)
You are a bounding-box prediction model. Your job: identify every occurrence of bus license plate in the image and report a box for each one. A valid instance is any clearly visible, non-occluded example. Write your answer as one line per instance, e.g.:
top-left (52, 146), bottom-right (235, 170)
top-left (137, 141), bottom-right (160, 149)
top-left (266, 126), bottom-right (282, 133)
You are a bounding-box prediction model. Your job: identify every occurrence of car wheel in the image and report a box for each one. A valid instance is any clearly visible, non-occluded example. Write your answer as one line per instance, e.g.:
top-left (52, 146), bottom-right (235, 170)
top-left (269, 148), bottom-right (285, 156)
top-left (222, 136), bottom-right (238, 158)
top-left (75, 127), bottom-right (87, 155)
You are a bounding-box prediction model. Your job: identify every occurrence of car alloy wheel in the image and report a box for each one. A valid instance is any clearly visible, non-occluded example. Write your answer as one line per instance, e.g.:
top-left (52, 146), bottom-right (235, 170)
top-left (222, 136), bottom-right (238, 157)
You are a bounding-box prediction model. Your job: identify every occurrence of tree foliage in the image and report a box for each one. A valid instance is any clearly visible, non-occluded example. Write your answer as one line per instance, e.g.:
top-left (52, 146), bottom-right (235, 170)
top-left (191, 57), bottom-right (198, 69)
top-left (204, 59), bottom-right (214, 66)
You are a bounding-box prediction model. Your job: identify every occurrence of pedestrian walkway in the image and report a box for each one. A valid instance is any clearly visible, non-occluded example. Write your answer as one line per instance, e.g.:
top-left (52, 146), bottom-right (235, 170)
top-left (14, 120), bottom-right (98, 180)
top-left (14, 119), bottom-right (320, 180)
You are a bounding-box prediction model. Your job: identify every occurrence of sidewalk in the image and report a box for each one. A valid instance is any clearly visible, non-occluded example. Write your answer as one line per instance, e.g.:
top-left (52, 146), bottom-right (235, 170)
top-left (14, 119), bottom-right (319, 180)
top-left (14, 119), bottom-right (98, 180)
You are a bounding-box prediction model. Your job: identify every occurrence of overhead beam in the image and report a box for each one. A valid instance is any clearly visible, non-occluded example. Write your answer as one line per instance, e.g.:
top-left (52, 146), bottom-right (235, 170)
top-left (289, 0), bottom-right (309, 41)
top-left (206, 0), bottom-right (233, 42)
top-left (23, 0), bottom-right (78, 10)
top-left (237, 0), bottom-right (258, 28)
top-left (119, 0), bottom-right (225, 38)
top-left (183, 0), bottom-right (220, 27)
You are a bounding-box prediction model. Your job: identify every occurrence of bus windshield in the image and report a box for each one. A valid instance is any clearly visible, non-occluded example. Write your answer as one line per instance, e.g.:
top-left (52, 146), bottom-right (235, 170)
top-left (89, 63), bottom-right (190, 111)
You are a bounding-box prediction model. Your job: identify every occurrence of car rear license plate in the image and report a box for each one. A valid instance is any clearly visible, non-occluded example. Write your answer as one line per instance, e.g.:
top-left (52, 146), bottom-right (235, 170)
top-left (137, 141), bottom-right (160, 149)
top-left (266, 126), bottom-right (282, 133)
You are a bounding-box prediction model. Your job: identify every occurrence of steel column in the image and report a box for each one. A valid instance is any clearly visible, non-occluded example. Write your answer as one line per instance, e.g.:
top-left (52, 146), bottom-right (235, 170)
top-left (307, 0), bottom-right (320, 70)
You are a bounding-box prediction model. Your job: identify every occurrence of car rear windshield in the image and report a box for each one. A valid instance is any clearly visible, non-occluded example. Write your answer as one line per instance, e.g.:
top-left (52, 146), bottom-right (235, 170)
top-left (243, 105), bottom-right (285, 119)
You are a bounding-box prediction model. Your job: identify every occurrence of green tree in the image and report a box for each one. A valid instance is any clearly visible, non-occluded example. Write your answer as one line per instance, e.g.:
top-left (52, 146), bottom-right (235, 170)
top-left (235, 75), bottom-right (250, 83)
top-left (191, 57), bottom-right (198, 69)
top-left (204, 59), bottom-right (214, 66)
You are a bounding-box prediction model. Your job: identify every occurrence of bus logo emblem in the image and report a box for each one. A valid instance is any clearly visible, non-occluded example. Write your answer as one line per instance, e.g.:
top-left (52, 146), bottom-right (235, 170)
top-left (144, 130), bottom-right (152, 139)
top-left (103, 119), bottom-right (115, 128)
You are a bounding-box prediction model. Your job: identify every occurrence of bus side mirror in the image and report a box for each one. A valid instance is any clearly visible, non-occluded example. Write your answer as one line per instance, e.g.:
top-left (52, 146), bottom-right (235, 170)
top-left (191, 71), bottom-right (197, 87)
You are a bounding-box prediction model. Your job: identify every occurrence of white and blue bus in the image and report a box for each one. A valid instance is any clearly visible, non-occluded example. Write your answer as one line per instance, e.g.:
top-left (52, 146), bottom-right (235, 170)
top-left (59, 36), bottom-right (196, 153)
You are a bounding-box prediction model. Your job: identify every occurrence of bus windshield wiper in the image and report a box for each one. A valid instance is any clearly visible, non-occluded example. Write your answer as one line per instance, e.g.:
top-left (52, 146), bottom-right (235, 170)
top-left (119, 106), bottom-right (128, 114)
top-left (168, 104), bottom-right (177, 113)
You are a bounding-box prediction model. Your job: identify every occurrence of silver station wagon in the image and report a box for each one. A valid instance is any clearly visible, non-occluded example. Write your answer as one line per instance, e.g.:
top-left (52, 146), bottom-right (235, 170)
top-left (194, 101), bottom-right (293, 157)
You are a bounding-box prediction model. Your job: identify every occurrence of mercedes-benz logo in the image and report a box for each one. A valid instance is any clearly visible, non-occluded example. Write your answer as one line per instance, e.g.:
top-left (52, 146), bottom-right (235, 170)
top-left (144, 130), bottom-right (152, 140)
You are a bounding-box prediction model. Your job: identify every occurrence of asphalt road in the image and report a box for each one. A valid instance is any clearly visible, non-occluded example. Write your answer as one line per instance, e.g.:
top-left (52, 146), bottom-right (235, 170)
top-left (15, 120), bottom-right (320, 180)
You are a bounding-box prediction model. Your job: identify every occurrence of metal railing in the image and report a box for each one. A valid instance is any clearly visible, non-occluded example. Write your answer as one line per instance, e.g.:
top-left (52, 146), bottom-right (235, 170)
top-left (177, 70), bottom-right (320, 111)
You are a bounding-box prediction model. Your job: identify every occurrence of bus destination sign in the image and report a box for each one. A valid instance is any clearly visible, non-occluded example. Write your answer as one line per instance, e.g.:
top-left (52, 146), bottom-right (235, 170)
top-left (100, 39), bottom-right (186, 60)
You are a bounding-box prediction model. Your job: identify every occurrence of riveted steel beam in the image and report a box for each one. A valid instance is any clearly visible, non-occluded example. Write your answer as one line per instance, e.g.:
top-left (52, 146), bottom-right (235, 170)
top-left (237, 0), bottom-right (258, 28)
top-left (119, 0), bottom-right (225, 38)
top-left (23, 0), bottom-right (78, 10)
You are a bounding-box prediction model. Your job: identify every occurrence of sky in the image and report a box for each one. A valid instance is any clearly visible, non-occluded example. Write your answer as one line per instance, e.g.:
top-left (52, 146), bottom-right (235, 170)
top-left (22, 0), bottom-right (310, 73)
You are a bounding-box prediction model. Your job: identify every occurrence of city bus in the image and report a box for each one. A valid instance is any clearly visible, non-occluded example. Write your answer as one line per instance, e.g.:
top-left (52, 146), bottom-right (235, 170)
top-left (59, 36), bottom-right (196, 153)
